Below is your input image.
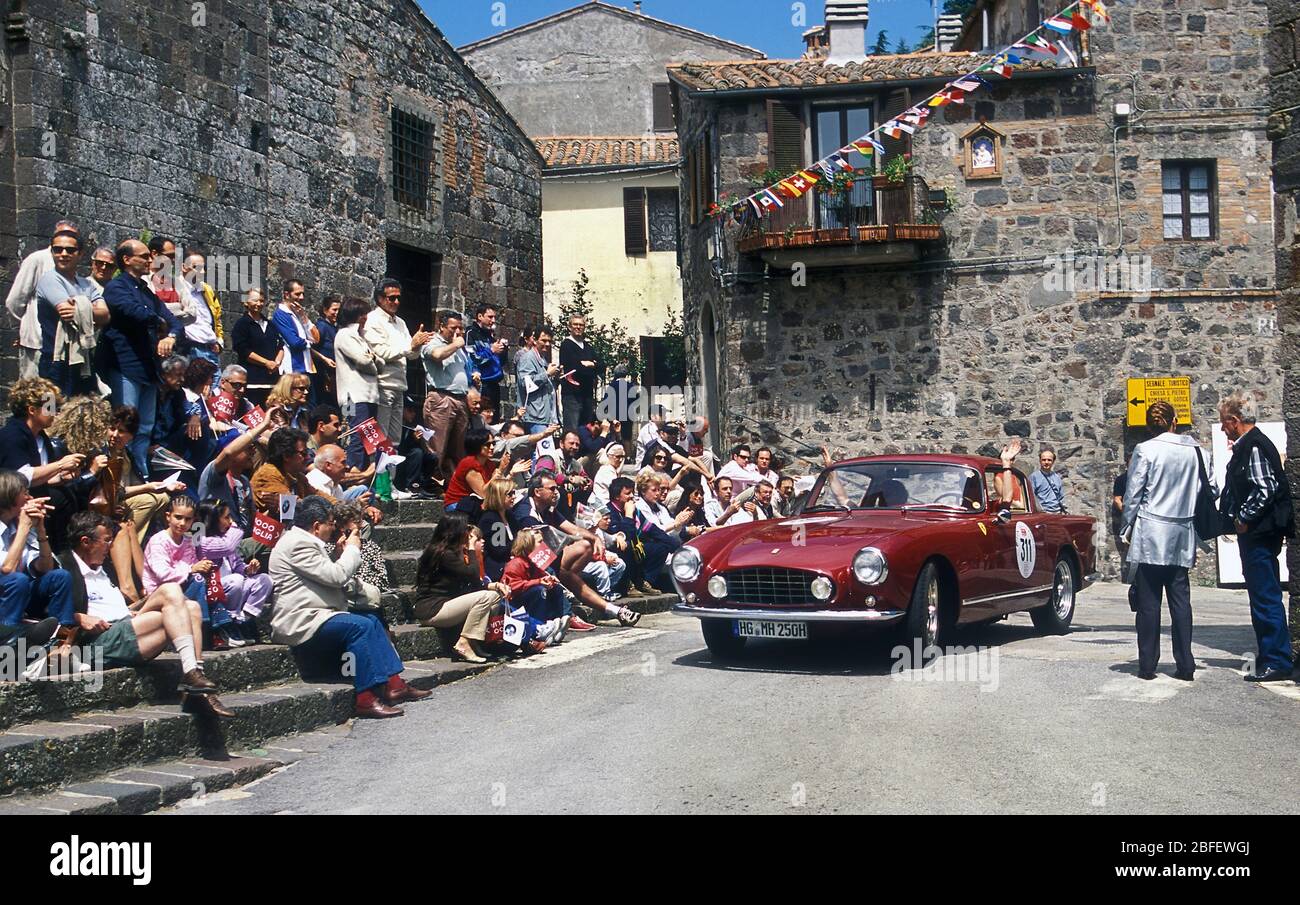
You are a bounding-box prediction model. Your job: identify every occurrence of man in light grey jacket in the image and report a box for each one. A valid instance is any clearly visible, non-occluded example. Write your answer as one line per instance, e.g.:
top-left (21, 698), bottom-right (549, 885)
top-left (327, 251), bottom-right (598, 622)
top-left (1120, 401), bottom-right (1206, 682)
top-left (517, 326), bottom-right (560, 433)
top-left (269, 496), bottom-right (429, 719)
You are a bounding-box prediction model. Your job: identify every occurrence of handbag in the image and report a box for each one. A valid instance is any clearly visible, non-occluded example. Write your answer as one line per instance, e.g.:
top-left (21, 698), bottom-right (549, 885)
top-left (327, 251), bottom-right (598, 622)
top-left (1193, 447), bottom-right (1223, 541)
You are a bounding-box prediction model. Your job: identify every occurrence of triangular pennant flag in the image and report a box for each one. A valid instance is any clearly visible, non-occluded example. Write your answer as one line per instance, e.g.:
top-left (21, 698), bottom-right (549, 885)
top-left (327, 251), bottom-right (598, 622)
top-left (797, 168), bottom-right (821, 186)
top-left (1071, 9), bottom-right (1092, 30)
top-left (829, 153), bottom-right (855, 171)
top-left (951, 76), bottom-right (985, 92)
top-left (777, 175), bottom-right (809, 198)
top-left (817, 159), bottom-right (837, 179)
top-left (747, 196), bottom-right (763, 218)
top-left (928, 93), bottom-right (951, 107)
top-left (758, 188), bottom-right (784, 210)
top-left (1081, 0), bottom-right (1109, 23)
top-left (850, 139), bottom-right (877, 156)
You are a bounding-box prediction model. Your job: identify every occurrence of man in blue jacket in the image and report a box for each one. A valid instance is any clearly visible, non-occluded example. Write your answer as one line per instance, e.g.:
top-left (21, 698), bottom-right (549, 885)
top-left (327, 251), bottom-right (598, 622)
top-left (97, 239), bottom-right (182, 479)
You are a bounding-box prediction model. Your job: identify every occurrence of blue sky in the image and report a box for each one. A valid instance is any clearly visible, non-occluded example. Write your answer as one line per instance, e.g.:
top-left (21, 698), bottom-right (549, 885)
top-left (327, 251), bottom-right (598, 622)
top-left (424, 0), bottom-right (938, 57)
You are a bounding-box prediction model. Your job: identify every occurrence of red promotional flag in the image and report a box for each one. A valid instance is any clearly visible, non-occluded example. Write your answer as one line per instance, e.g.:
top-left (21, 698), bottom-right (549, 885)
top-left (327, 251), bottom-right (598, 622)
top-left (528, 541), bottom-right (557, 573)
top-left (210, 392), bottom-right (238, 422)
top-left (354, 418), bottom-right (390, 455)
top-left (252, 511), bottom-right (284, 546)
top-left (241, 406), bottom-right (267, 429)
top-left (205, 569), bottom-right (227, 604)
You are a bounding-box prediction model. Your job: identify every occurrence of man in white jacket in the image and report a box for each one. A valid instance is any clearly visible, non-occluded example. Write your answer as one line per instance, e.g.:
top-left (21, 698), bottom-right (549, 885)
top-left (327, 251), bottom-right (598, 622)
top-left (361, 278), bottom-right (433, 447)
top-left (269, 496), bottom-right (430, 719)
top-left (5, 220), bottom-right (80, 379)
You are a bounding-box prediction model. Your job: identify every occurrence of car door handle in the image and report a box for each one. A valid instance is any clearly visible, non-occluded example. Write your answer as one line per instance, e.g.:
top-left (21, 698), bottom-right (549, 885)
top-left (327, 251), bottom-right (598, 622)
top-left (1034, 524), bottom-right (1044, 531)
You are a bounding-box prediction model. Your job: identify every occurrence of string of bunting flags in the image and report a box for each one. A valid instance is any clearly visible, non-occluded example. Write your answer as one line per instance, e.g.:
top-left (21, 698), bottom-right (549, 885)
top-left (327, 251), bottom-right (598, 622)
top-left (720, 0), bottom-right (1110, 225)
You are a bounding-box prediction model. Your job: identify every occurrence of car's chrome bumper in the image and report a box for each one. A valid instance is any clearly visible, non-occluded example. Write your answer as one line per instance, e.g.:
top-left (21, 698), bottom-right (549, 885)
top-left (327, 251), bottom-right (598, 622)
top-left (672, 604), bottom-right (906, 623)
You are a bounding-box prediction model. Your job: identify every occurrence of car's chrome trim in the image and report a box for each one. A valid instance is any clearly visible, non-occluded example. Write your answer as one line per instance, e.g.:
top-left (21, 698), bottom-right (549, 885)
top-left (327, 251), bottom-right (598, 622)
top-left (961, 584), bottom-right (1054, 606)
top-left (672, 604), bottom-right (906, 622)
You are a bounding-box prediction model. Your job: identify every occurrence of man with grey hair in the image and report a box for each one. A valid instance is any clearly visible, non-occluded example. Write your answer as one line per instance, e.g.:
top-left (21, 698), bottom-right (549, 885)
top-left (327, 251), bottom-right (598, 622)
top-left (5, 220), bottom-right (80, 379)
top-left (1219, 393), bottom-right (1296, 683)
top-left (269, 495), bottom-right (429, 719)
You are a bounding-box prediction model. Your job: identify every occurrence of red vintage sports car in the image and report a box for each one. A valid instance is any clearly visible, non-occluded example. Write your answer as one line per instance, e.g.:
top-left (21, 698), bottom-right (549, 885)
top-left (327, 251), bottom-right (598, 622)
top-left (671, 454), bottom-right (1098, 659)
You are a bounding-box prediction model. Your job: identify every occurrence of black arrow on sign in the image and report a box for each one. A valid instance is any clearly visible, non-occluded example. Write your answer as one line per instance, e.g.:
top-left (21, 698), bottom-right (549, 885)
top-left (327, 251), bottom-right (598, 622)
top-left (1130, 397), bottom-right (1145, 407)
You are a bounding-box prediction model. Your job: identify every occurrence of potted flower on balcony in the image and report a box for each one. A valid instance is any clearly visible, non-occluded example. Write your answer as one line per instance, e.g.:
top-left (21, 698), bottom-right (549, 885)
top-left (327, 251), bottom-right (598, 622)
top-left (882, 152), bottom-right (913, 184)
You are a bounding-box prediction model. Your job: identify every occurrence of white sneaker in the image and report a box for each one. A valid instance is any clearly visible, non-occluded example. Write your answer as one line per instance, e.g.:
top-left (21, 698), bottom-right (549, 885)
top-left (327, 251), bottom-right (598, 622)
top-left (534, 620), bottom-right (557, 643)
top-left (551, 618), bottom-right (568, 645)
top-left (390, 489), bottom-right (413, 500)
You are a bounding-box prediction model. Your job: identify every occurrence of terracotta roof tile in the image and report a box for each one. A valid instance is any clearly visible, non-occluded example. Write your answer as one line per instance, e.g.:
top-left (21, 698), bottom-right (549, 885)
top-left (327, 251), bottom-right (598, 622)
top-left (667, 51), bottom-right (1061, 93)
top-left (534, 136), bottom-right (680, 170)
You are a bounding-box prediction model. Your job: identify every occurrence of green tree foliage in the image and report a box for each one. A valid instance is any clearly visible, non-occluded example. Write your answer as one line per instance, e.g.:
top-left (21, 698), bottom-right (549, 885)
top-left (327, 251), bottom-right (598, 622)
top-left (660, 308), bottom-right (687, 385)
top-left (918, 0), bottom-right (978, 50)
top-left (870, 29), bottom-right (890, 55)
top-left (894, 37), bottom-right (912, 54)
top-left (549, 269), bottom-right (643, 384)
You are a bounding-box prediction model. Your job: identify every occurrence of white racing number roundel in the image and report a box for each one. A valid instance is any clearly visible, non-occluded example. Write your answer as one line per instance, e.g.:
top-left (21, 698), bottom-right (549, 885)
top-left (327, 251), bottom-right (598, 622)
top-left (1015, 521), bottom-right (1037, 579)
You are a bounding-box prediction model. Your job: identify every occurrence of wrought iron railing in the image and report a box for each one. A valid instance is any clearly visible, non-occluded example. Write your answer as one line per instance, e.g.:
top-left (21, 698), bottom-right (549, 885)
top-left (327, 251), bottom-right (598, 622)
top-left (737, 173), bottom-right (943, 253)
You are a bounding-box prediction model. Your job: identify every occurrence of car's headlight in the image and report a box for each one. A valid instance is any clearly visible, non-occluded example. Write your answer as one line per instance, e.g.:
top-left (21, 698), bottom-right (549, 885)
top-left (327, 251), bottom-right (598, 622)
top-left (706, 574), bottom-right (728, 599)
top-left (671, 547), bottom-right (702, 582)
top-left (853, 547), bottom-right (888, 585)
top-left (810, 576), bottom-right (834, 600)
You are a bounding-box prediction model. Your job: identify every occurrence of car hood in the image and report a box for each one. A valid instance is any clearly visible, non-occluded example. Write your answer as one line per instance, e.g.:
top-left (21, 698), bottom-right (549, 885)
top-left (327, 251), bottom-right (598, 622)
top-left (696, 512), bottom-right (922, 571)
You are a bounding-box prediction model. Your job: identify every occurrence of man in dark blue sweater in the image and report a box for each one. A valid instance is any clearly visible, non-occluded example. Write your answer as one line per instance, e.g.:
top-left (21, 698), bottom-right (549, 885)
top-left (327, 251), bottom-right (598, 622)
top-left (96, 239), bottom-right (182, 479)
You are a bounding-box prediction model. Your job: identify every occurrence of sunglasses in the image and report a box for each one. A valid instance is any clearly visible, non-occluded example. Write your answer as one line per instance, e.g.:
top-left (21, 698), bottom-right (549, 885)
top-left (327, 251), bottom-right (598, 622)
top-left (51, 246), bottom-right (80, 255)
top-left (226, 382), bottom-right (247, 390)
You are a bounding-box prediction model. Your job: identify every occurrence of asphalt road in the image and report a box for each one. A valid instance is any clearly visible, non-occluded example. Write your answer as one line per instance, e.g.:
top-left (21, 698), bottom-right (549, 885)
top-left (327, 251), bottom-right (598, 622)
top-left (171, 582), bottom-right (1300, 815)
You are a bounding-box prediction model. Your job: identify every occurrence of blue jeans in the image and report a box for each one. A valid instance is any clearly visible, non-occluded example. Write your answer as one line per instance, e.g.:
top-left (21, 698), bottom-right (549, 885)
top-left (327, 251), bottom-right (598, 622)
top-left (345, 401), bottom-right (379, 470)
top-left (583, 557), bottom-right (625, 600)
top-left (516, 584), bottom-right (569, 622)
top-left (0, 569), bottom-right (74, 627)
top-left (185, 576), bottom-right (231, 630)
top-left (105, 368), bottom-right (157, 479)
top-left (295, 612), bottom-right (403, 692)
top-left (1240, 537), bottom-right (1293, 672)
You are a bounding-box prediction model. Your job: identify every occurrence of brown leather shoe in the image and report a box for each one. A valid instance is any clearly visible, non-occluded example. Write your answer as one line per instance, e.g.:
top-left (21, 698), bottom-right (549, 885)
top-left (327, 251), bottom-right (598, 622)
top-left (383, 684), bottom-right (432, 705)
top-left (178, 668), bottom-right (218, 693)
top-left (203, 694), bottom-right (236, 719)
top-left (354, 698), bottom-right (404, 719)
top-left (182, 692), bottom-right (235, 719)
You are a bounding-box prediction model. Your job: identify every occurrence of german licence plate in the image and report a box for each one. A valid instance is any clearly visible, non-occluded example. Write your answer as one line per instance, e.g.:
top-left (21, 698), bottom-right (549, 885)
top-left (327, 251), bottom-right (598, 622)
top-left (735, 620), bottom-right (809, 640)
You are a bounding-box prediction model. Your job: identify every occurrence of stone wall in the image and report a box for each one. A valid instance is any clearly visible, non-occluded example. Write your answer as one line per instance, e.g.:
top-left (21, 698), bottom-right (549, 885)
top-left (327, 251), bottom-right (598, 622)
top-left (1267, 0), bottom-right (1300, 627)
top-left (461, 4), bottom-right (762, 138)
top-left (0, 0), bottom-right (542, 349)
top-left (679, 0), bottom-right (1282, 581)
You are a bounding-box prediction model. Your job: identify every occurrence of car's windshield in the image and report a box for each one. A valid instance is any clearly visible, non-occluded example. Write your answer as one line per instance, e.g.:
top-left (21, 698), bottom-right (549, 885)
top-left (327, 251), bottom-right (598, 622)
top-left (807, 462), bottom-right (985, 512)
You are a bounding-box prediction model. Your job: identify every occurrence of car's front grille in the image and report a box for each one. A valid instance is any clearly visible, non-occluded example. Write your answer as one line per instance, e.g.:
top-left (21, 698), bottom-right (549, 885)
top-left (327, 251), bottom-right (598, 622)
top-left (721, 568), bottom-right (826, 607)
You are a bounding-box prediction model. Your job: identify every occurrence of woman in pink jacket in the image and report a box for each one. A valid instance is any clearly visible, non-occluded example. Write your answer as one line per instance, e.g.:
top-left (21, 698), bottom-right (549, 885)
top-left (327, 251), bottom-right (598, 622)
top-left (141, 496), bottom-right (237, 650)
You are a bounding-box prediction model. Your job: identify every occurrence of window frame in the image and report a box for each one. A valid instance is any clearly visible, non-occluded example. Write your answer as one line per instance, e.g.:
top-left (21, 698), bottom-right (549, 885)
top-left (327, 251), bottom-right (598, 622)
top-left (390, 105), bottom-right (435, 213)
top-left (1161, 159), bottom-right (1218, 242)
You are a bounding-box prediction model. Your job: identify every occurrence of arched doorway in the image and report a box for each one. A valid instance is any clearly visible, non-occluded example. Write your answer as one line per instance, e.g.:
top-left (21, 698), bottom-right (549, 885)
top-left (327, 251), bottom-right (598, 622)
top-left (699, 301), bottom-right (721, 452)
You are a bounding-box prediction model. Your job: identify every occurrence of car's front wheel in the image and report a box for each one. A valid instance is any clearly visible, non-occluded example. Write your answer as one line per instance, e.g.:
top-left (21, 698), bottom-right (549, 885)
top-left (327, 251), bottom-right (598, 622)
top-left (902, 562), bottom-right (942, 665)
top-left (701, 618), bottom-right (747, 659)
top-left (1030, 556), bottom-right (1076, 634)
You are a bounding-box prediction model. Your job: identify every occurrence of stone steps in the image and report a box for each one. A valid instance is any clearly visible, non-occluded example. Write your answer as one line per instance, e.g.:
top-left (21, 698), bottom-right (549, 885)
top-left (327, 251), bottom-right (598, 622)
top-left (0, 623), bottom-right (446, 733)
top-left (0, 655), bottom-right (491, 799)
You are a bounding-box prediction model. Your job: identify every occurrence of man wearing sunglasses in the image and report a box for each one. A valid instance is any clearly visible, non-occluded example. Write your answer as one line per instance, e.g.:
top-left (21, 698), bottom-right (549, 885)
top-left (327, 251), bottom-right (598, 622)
top-left (34, 232), bottom-right (109, 397)
top-left (5, 220), bottom-right (81, 380)
top-left (87, 247), bottom-right (116, 291)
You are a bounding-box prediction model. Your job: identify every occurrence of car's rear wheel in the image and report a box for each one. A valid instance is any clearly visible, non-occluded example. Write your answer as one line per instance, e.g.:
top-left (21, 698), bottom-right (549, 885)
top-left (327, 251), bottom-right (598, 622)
top-left (1030, 556), bottom-right (1076, 634)
top-left (901, 562), bottom-right (942, 666)
top-left (701, 618), bottom-right (747, 658)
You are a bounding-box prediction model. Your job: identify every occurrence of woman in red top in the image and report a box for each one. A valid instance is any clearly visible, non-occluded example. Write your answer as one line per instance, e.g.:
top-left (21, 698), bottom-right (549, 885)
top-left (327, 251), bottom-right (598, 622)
top-left (444, 428), bottom-right (500, 511)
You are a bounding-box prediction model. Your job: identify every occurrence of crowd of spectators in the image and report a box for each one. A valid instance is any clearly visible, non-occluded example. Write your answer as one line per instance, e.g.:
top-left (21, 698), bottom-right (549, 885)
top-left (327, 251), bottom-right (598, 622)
top-left (0, 223), bottom-right (801, 719)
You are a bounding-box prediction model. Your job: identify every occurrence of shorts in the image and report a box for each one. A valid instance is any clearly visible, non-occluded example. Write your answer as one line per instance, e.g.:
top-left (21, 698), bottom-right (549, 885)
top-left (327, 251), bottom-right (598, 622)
top-left (89, 618), bottom-right (142, 668)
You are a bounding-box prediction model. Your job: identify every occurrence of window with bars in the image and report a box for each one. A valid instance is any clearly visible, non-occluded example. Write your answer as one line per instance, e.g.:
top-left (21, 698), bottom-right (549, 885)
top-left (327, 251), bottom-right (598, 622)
top-left (391, 106), bottom-right (434, 211)
top-left (624, 187), bottom-right (680, 255)
top-left (1162, 160), bottom-right (1217, 240)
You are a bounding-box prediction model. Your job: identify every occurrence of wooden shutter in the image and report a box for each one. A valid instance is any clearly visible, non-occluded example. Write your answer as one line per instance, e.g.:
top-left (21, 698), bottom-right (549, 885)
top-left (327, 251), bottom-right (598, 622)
top-left (766, 99), bottom-right (804, 173)
top-left (879, 87), bottom-right (912, 163)
top-left (624, 187), bottom-right (647, 255)
top-left (653, 83), bottom-right (674, 132)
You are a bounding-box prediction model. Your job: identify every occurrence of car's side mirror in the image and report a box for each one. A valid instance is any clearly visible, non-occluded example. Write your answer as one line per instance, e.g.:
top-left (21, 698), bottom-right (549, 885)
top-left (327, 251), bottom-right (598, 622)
top-left (993, 508), bottom-right (1012, 526)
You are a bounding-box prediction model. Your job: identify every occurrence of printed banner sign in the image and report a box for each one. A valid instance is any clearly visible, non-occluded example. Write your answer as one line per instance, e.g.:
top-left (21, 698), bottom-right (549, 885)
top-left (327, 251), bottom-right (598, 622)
top-left (528, 541), bottom-right (557, 573)
top-left (252, 511), bottom-right (283, 546)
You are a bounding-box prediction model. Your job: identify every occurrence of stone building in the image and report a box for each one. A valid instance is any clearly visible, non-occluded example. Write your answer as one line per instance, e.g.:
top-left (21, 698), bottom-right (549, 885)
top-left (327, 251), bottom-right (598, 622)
top-left (671, 0), bottom-right (1283, 579)
top-left (461, 0), bottom-right (762, 380)
top-left (0, 0), bottom-right (543, 373)
top-left (1267, 0), bottom-right (1300, 625)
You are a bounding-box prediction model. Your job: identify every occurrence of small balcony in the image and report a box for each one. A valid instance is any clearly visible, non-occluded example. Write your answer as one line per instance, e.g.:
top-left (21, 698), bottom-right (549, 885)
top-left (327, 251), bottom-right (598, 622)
top-left (737, 173), bottom-right (946, 267)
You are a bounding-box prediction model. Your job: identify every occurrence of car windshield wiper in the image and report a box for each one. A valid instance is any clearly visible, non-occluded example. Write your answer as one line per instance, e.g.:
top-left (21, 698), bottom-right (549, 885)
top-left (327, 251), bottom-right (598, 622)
top-left (899, 504), bottom-right (969, 513)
